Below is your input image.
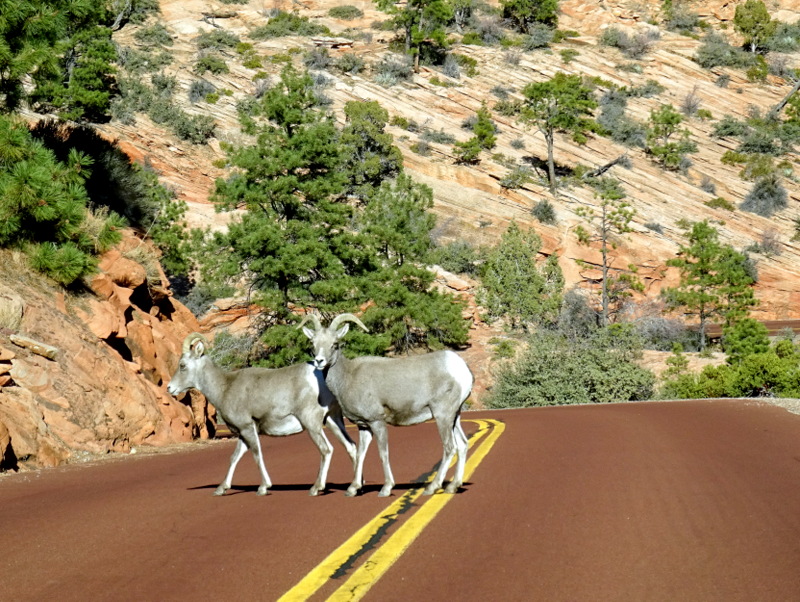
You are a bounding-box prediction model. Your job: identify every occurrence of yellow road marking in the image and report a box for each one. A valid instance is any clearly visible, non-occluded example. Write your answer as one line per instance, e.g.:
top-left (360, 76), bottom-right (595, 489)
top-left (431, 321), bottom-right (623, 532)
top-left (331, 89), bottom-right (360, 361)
top-left (277, 418), bottom-right (504, 602)
top-left (327, 418), bottom-right (505, 601)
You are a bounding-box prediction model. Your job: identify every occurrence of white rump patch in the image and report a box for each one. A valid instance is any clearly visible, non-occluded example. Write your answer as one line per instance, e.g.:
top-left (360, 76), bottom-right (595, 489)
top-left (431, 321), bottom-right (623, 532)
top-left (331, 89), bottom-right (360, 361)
top-left (444, 351), bottom-right (474, 402)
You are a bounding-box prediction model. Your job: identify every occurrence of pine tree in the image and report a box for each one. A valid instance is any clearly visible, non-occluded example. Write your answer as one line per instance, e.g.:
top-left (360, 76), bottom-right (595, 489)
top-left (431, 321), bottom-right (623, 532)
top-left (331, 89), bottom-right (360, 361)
top-left (374, 0), bottom-right (453, 70)
top-left (520, 73), bottom-right (598, 194)
top-left (1, 0), bottom-right (117, 121)
top-left (0, 114), bottom-right (123, 285)
top-left (205, 67), bottom-right (468, 365)
top-left (500, 0), bottom-right (559, 33)
top-left (734, 0), bottom-right (776, 53)
top-left (646, 104), bottom-right (697, 170)
top-left (478, 220), bottom-right (564, 330)
top-left (575, 178), bottom-right (640, 327)
top-left (340, 100), bottom-right (403, 200)
top-left (662, 220), bottom-right (758, 350)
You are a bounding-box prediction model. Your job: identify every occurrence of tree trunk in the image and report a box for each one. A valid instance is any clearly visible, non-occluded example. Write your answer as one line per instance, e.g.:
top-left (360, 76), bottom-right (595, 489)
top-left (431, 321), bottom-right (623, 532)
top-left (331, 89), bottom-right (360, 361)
top-left (546, 131), bottom-right (556, 195)
top-left (768, 78), bottom-right (800, 120)
top-left (600, 209), bottom-right (609, 327)
top-left (584, 154), bottom-right (629, 179)
top-left (699, 307), bottom-right (707, 351)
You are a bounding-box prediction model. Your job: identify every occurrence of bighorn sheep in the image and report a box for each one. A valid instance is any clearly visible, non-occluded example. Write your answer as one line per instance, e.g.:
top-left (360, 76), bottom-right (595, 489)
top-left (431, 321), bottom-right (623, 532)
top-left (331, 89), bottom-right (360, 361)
top-left (299, 313), bottom-right (473, 497)
top-left (167, 333), bottom-right (356, 496)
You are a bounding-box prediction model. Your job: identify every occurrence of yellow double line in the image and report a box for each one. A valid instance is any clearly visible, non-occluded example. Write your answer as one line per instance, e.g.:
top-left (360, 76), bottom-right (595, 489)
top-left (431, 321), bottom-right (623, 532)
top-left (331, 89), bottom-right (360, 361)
top-left (279, 418), bottom-right (505, 601)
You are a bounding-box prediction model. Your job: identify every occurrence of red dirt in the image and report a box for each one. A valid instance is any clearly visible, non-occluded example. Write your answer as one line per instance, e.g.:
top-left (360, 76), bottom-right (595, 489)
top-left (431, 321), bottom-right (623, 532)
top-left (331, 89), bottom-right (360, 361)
top-left (1, 400), bottom-right (799, 601)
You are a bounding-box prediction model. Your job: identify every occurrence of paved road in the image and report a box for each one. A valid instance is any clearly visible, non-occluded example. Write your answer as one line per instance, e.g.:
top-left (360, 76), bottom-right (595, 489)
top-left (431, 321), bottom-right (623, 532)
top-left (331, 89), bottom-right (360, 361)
top-left (1, 400), bottom-right (799, 601)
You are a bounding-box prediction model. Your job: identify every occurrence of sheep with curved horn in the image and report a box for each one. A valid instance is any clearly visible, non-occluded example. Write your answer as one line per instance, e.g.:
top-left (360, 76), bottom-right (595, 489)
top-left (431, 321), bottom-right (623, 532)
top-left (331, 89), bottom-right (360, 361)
top-left (298, 313), bottom-right (473, 497)
top-left (167, 332), bottom-right (356, 496)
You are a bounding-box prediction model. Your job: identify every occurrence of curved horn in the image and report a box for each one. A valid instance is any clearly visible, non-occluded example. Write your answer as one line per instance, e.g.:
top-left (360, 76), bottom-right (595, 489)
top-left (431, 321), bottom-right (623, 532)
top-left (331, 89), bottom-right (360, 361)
top-left (330, 313), bottom-right (369, 333)
top-left (182, 333), bottom-right (209, 354)
top-left (296, 312), bottom-right (322, 332)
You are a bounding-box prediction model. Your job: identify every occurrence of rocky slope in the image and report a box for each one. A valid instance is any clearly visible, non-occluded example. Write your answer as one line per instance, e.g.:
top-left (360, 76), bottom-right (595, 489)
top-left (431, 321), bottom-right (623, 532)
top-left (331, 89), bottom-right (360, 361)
top-left (0, 235), bottom-right (215, 470)
top-left (103, 0), bottom-right (800, 318)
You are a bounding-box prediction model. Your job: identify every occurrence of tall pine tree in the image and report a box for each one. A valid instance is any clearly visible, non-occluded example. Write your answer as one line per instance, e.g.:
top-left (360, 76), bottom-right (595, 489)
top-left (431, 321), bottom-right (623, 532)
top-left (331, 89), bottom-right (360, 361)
top-left (662, 220), bottom-right (758, 350)
top-left (204, 66), bottom-right (468, 365)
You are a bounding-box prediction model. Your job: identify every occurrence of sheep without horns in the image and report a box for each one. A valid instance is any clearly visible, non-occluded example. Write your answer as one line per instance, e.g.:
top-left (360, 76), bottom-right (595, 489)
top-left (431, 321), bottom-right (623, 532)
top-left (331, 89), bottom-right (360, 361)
top-left (167, 333), bottom-right (356, 496)
top-left (299, 313), bottom-right (473, 497)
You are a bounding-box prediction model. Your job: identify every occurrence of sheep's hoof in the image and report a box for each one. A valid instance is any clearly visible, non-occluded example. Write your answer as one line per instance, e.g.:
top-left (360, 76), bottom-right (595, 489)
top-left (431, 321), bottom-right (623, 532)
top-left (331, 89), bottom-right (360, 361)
top-left (257, 485), bottom-right (269, 496)
top-left (213, 485), bottom-right (228, 496)
top-left (422, 485), bottom-right (438, 496)
top-left (309, 486), bottom-right (322, 496)
top-left (345, 486), bottom-right (359, 497)
top-left (444, 482), bottom-right (460, 494)
top-left (378, 486), bottom-right (393, 497)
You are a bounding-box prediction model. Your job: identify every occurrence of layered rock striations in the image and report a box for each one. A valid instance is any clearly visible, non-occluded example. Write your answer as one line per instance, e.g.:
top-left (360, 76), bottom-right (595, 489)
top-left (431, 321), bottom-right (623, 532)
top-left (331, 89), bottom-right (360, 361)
top-left (99, 0), bottom-right (800, 319)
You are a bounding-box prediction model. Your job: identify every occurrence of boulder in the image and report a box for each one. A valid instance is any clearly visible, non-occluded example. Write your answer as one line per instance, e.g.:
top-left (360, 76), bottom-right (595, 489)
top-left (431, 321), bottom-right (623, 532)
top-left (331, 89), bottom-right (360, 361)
top-left (99, 249), bottom-right (147, 289)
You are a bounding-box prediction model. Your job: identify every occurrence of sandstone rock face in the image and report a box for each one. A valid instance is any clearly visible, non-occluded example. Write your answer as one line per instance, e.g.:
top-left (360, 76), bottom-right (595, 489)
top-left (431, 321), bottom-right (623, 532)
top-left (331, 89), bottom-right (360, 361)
top-left (0, 237), bottom-right (215, 471)
top-left (94, 0), bottom-right (800, 325)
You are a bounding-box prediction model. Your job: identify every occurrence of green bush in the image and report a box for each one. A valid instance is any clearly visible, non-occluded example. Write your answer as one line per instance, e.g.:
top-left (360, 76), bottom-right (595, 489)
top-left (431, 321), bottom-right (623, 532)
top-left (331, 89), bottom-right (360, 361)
top-left (661, 351), bottom-right (800, 399)
top-left (250, 11), bottom-right (330, 39)
top-left (335, 53), bottom-right (365, 74)
top-left (694, 32), bottom-right (755, 69)
top-left (460, 32), bottom-right (483, 45)
top-left (740, 173), bottom-right (787, 217)
top-left (188, 80), bottom-right (216, 103)
top-left (712, 115), bottom-right (749, 138)
top-left (560, 48), bottom-right (579, 63)
top-left (531, 198), bottom-right (557, 224)
top-left (500, 165), bottom-right (533, 190)
top-left (704, 197), bottom-right (736, 211)
top-left (453, 137), bottom-right (482, 163)
top-left (723, 318), bottom-right (770, 364)
top-left (429, 240), bottom-right (483, 276)
top-left (194, 55), bottom-right (229, 75)
top-left (196, 29), bottom-right (240, 50)
top-left (328, 5), bottom-right (363, 20)
top-left (453, 54), bottom-right (479, 77)
top-left (488, 326), bottom-right (655, 407)
top-left (134, 24), bottom-right (173, 47)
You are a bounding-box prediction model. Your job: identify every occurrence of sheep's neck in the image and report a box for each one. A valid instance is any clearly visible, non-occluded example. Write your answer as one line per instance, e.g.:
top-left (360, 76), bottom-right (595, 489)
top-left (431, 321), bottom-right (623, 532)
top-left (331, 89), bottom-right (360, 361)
top-left (195, 361), bottom-right (234, 410)
top-left (325, 349), bottom-right (351, 399)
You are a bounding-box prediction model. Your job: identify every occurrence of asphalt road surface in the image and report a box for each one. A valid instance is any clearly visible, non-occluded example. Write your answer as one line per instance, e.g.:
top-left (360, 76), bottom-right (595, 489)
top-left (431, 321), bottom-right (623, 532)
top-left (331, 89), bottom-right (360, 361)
top-left (2, 400), bottom-right (799, 602)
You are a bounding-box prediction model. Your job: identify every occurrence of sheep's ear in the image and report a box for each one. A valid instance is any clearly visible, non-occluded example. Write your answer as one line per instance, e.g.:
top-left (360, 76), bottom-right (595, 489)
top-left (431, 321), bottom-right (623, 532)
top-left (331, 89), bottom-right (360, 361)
top-left (336, 324), bottom-right (350, 339)
top-left (302, 326), bottom-right (315, 340)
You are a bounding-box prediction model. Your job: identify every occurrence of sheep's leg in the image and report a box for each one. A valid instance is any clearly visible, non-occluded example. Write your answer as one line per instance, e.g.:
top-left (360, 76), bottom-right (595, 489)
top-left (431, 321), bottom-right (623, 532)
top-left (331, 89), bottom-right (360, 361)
top-left (346, 427), bottom-right (373, 497)
top-left (240, 422), bottom-right (272, 496)
top-left (444, 416), bottom-right (468, 494)
top-left (325, 413), bottom-right (357, 468)
top-left (371, 422), bottom-right (396, 497)
top-left (215, 438), bottom-right (248, 496)
top-left (305, 425), bottom-right (334, 496)
top-left (425, 415), bottom-right (457, 495)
